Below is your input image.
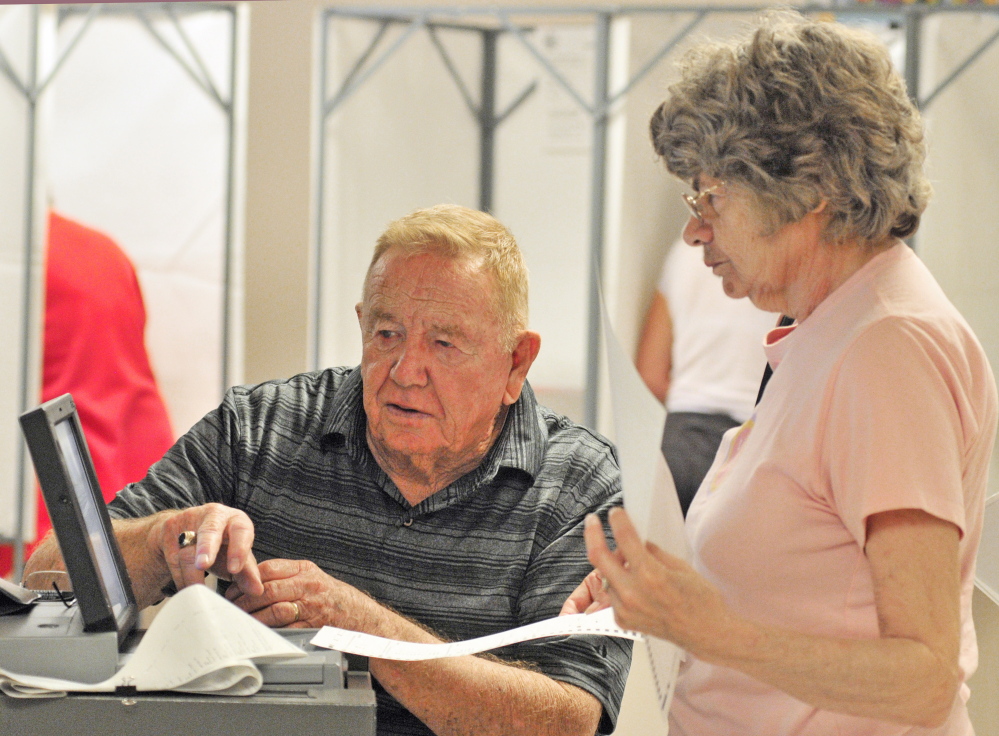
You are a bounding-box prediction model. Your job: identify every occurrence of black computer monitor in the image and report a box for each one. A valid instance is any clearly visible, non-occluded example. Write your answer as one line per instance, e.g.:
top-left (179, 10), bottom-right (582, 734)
top-left (20, 393), bottom-right (138, 644)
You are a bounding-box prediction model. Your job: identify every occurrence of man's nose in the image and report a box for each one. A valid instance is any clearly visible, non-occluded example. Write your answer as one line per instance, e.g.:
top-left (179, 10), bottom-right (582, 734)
top-left (683, 215), bottom-right (712, 247)
top-left (389, 344), bottom-right (429, 387)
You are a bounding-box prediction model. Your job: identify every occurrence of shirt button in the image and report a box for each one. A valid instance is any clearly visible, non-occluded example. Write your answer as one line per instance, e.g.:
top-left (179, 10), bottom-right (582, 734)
top-left (403, 518), bottom-right (414, 527)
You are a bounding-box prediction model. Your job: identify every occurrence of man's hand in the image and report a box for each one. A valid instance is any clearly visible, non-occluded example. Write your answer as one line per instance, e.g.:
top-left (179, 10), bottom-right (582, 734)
top-left (25, 503), bottom-right (264, 609)
top-left (224, 558), bottom-right (380, 631)
top-left (148, 503), bottom-right (263, 599)
top-left (560, 514), bottom-right (626, 616)
top-left (559, 569), bottom-right (611, 615)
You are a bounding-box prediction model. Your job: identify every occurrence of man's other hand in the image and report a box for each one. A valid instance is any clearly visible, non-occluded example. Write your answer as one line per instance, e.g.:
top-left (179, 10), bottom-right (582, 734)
top-left (560, 568), bottom-right (611, 616)
top-left (224, 558), bottom-right (381, 631)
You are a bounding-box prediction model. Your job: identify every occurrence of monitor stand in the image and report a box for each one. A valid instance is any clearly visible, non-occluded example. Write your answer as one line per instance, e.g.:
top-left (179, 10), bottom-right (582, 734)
top-left (0, 601), bottom-right (119, 683)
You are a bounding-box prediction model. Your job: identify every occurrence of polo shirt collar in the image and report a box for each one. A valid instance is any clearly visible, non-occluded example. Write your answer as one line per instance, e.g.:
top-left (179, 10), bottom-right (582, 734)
top-left (322, 366), bottom-right (368, 460)
top-left (484, 381), bottom-right (546, 482)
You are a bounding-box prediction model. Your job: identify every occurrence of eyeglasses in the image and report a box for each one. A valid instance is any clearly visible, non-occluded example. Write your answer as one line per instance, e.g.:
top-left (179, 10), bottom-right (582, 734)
top-left (682, 182), bottom-right (726, 222)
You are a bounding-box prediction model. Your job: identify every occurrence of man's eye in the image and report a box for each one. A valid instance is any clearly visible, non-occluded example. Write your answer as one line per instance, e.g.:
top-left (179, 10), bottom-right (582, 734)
top-left (436, 340), bottom-right (454, 349)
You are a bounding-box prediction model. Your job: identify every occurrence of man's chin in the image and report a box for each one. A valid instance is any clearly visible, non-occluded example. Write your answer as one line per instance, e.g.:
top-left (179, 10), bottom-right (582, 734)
top-left (373, 427), bottom-right (440, 458)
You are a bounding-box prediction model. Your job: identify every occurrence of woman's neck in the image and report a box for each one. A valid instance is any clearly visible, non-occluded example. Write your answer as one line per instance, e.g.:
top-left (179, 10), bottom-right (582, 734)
top-left (786, 237), bottom-right (896, 321)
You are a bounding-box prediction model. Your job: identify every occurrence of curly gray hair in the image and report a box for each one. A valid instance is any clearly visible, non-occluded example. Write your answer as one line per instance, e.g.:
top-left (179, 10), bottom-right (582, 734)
top-left (650, 10), bottom-right (931, 243)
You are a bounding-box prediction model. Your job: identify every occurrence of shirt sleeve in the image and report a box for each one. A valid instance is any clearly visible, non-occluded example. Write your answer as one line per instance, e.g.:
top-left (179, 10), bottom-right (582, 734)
top-left (500, 443), bottom-right (633, 735)
top-left (822, 318), bottom-right (968, 548)
top-left (108, 389), bottom-right (243, 520)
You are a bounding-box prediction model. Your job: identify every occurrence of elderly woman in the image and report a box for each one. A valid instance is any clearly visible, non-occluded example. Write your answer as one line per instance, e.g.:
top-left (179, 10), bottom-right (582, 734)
top-left (565, 11), bottom-right (997, 736)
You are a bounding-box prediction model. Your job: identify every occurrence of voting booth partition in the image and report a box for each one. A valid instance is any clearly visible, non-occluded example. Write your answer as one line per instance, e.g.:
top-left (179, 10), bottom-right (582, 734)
top-left (0, 4), bottom-right (46, 587)
top-left (0, 2), bottom-right (245, 573)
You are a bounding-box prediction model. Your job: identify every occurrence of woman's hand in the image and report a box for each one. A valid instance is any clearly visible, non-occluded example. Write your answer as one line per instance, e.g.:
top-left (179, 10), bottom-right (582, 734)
top-left (583, 507), bottom-right (737, 659)
top-left (586, 505), bottom-right (963, 727)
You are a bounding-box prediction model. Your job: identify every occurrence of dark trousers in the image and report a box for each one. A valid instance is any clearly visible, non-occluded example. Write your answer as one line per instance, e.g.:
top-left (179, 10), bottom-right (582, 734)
top-left (661, 411), bottom-right (741, 517)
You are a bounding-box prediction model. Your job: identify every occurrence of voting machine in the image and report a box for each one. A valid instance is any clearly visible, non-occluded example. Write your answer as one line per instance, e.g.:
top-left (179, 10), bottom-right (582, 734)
top-left (0, 393), bottom-right (376, 735)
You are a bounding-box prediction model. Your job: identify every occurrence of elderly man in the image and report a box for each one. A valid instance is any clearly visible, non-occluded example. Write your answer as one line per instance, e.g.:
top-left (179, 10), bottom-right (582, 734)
top-left (26, 204), bottom-right (631, 736)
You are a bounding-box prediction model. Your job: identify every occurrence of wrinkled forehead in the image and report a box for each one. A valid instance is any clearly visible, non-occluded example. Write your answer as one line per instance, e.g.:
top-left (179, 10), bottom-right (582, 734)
top-left (365, 246), bottom-right (485, 295)
top-left (363, 249), bottom-right (501, 323)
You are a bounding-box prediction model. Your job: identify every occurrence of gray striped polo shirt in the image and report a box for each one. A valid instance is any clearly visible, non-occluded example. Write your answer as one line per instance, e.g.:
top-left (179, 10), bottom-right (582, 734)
top-left (110, 366), bottom-right (632, 735)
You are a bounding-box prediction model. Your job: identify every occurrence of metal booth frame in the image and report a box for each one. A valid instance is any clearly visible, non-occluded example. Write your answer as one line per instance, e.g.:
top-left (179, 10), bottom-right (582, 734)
top-left (313, 2), bottom-right (999, 432)
top-left (0, 2), bottom-right (242, 579)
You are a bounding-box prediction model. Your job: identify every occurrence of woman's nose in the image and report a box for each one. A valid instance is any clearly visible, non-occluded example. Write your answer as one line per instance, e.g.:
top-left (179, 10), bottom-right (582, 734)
top-left (683, 215), bottom-right (712, 247)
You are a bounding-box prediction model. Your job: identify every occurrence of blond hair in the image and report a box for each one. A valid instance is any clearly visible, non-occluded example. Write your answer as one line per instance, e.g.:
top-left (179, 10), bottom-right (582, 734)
top-left (650, 10), bottom-right (930, 243)
top-left (364, 204), bottom-right (529, 348)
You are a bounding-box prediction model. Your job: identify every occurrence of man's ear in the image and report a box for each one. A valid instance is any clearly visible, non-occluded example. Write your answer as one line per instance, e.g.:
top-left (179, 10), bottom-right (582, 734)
top-left (502, 331), bottom-right (541, 406)
top-left (355, 302), bottom-right (364, 328)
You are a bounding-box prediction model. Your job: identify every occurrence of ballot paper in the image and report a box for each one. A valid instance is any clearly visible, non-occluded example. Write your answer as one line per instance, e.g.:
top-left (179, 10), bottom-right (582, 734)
top-left (311, 606), bottom-right (643, 660)
top-left (602, 298), bottom-right (690, 721)
top-left (0, 584), bottom-right (305, 698)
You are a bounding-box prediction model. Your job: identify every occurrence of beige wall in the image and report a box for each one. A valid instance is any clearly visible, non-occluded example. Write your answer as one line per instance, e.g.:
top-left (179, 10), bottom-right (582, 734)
top-left (243, 0), bottom-right (321, 384)
top-left (969, 589), bottom-right (999, 735)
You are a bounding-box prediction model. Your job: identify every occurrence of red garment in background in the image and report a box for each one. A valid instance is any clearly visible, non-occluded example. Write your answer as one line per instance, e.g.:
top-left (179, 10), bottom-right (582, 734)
top-left (0, 211), bottom-right (174, 577)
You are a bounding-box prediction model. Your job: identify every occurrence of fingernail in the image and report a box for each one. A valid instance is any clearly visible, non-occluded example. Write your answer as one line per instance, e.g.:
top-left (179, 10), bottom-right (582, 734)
top-left (228, 558), bottom-right (241, 574)
top-left (196, 553), bottom-right (209, 570)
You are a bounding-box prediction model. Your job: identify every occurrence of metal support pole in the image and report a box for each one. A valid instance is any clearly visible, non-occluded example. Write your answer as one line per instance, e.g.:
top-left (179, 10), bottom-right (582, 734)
top-left (221, 6), bottom-right (237, 395)
top-left (583, 13), bottom-right (611, 430)
top-left (14, 6), bottom-right (41, 581)
top-left (904, 9), bottom-right (921, 107)
top-left (312, 12), bottom-right (330, 372)
top-left (920, 24), bottom-right (999, 111)
top-left (479, 30), bottom-right (498, 214)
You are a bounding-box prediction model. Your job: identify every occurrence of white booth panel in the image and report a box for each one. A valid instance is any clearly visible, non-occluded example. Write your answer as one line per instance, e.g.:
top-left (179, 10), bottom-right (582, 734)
top-left (320, 20), bottom-right (596, 421)
top-left (494, 25), bottom-right (593, 411)
top-left (320, 20), bottom-right (481, 371)
top-left (0, 5), bottom-right (42, 542)
top-left (916, 14), bottom-right (999, 502)
top-left (46, 10), bottom-right (232, 436)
